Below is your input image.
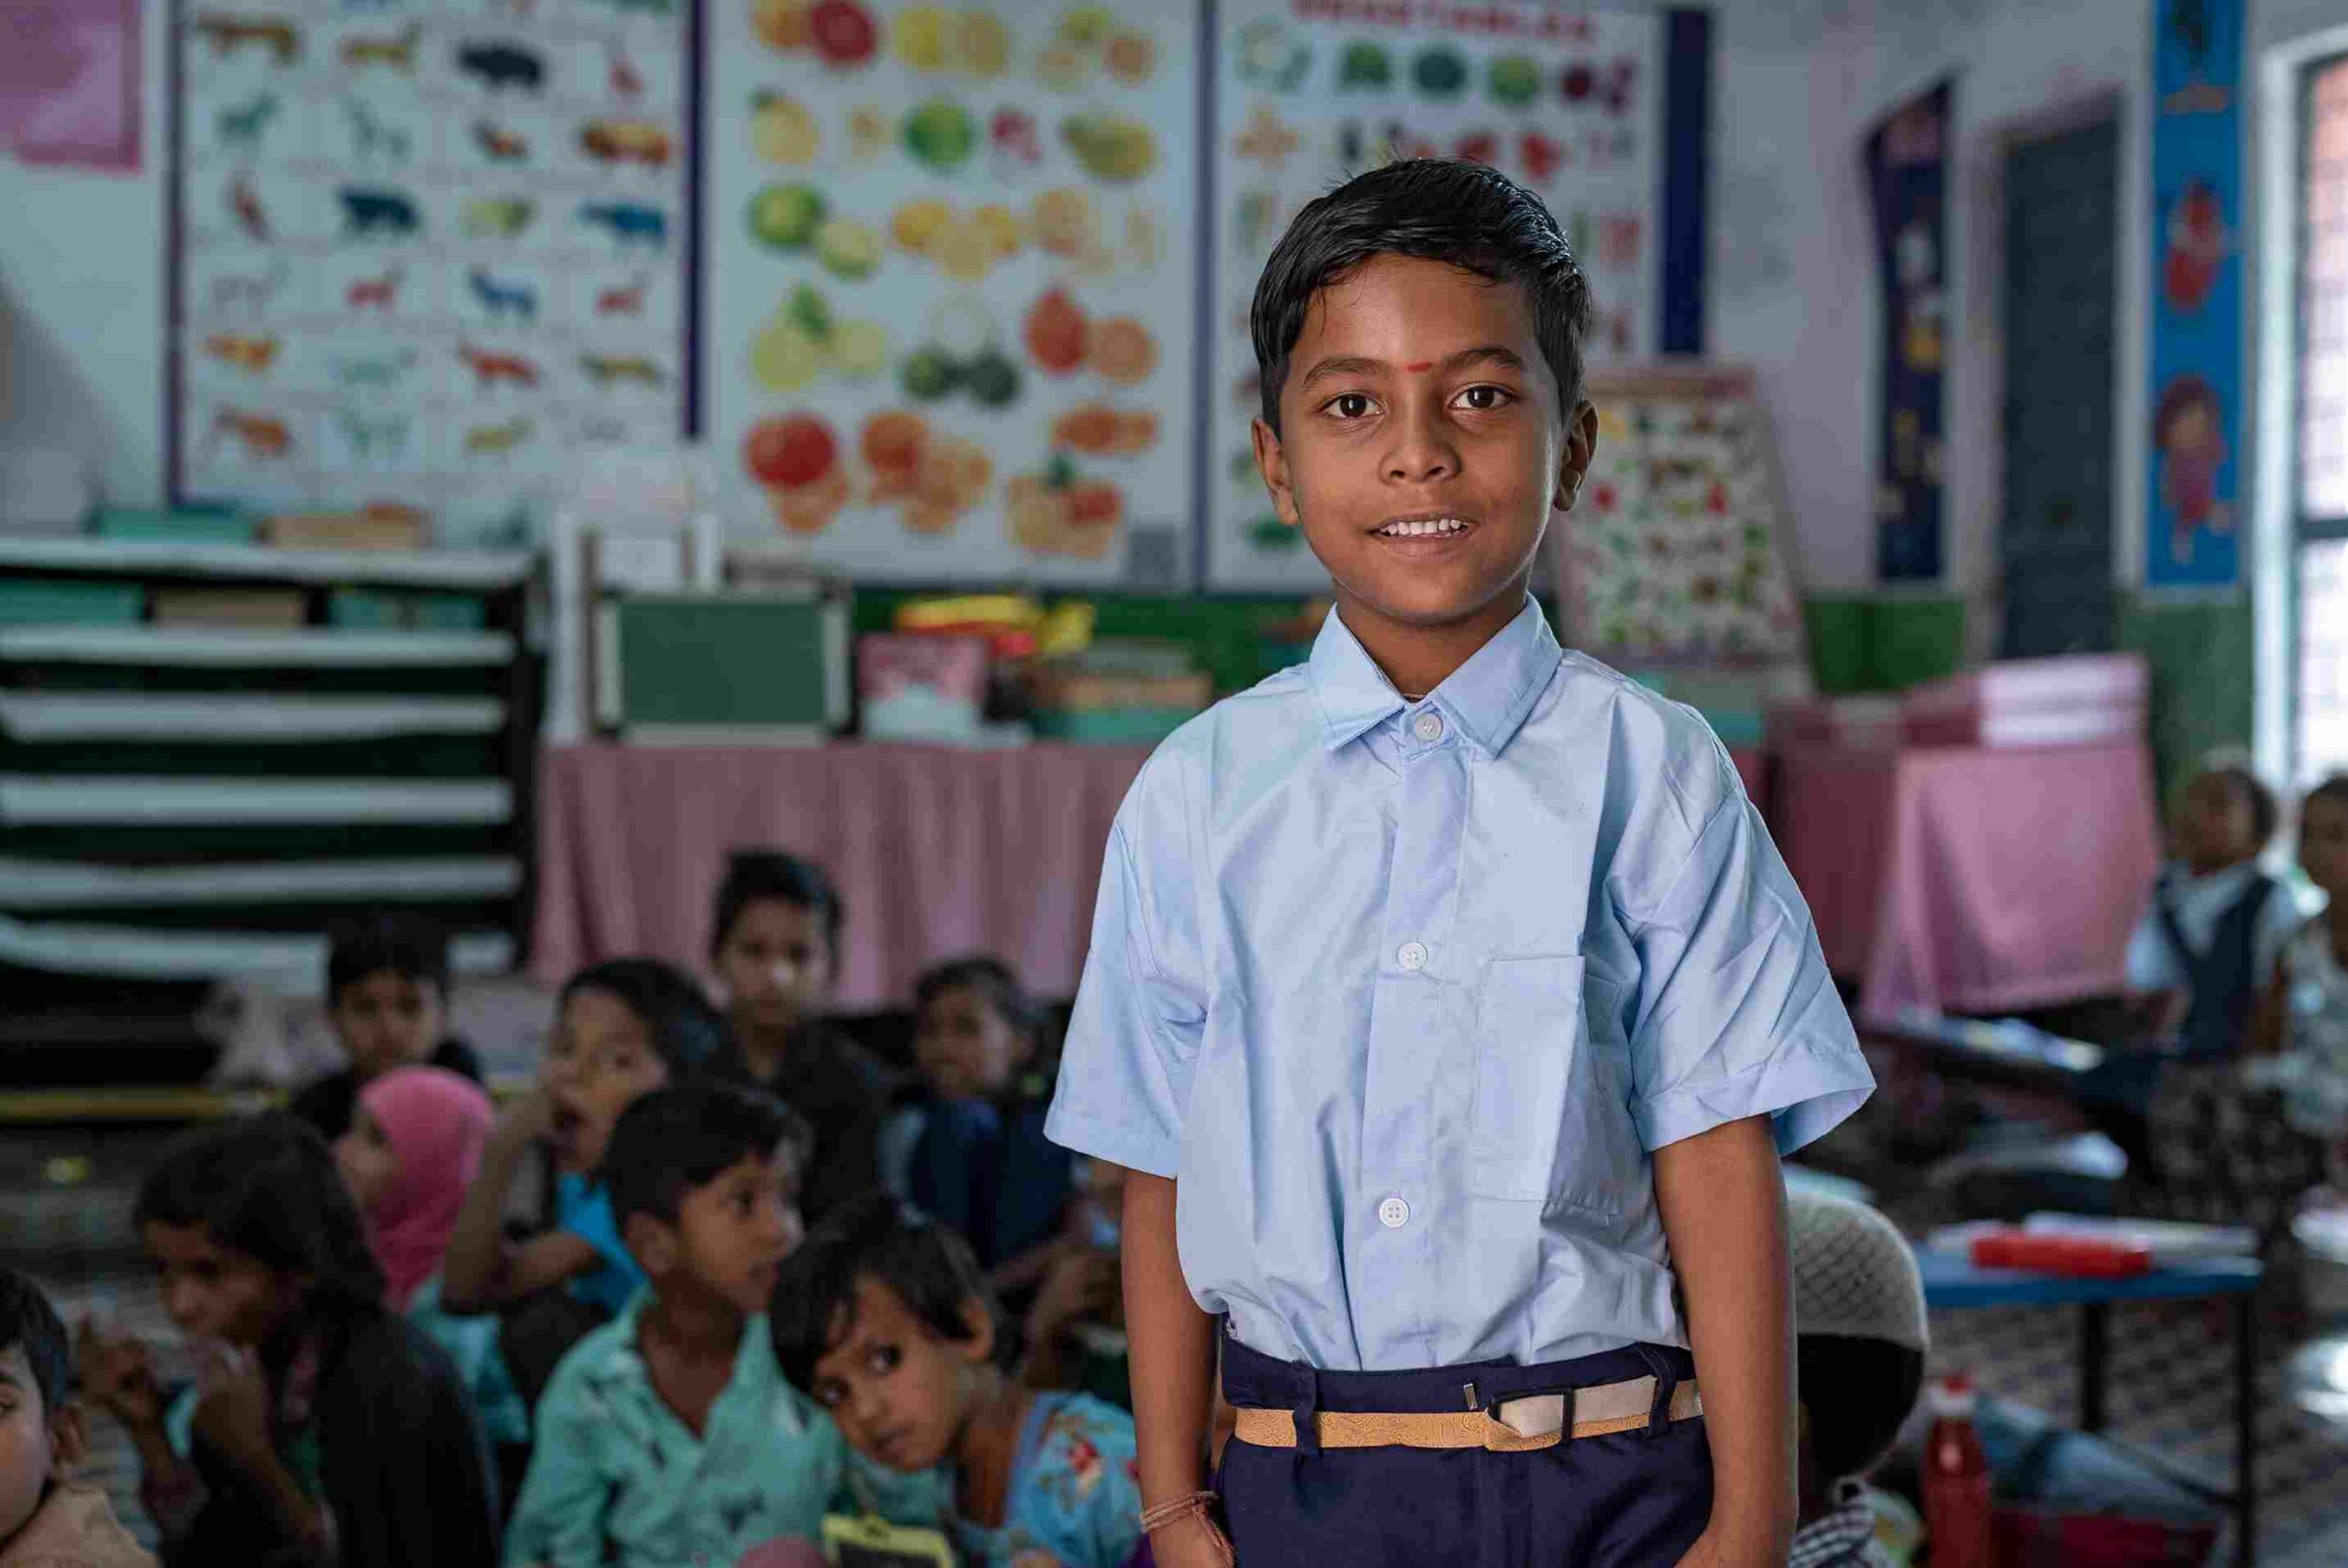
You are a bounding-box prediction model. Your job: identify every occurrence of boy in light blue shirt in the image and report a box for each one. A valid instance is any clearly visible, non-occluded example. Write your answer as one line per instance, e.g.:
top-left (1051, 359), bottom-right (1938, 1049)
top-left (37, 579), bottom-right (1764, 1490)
top-left (1047, 160), bottom-right (1875, 1568)
top-left (504, 1084), bottom-right (943, 1567)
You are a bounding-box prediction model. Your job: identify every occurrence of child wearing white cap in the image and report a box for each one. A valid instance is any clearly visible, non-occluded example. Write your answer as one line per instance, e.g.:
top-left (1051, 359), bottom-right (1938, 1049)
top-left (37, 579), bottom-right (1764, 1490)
top-left (1788, 1193), bottom-right (1930, 1568)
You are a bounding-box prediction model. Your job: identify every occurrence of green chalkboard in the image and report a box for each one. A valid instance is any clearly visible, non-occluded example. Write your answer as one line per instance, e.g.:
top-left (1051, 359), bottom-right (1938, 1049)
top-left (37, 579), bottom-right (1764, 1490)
top-left (604, 594), bottom-right (847, 739)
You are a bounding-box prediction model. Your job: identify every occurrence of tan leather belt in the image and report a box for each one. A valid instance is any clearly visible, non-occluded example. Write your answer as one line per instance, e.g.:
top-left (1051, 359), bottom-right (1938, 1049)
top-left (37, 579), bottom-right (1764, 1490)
top-left (1232, 1376), bottom-right (1702, 1453)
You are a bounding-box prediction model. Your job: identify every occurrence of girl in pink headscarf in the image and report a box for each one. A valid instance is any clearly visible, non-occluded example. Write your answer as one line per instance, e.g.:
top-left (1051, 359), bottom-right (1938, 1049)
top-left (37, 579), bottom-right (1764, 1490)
top-left (333, 1066), bottom-right (495, 1310)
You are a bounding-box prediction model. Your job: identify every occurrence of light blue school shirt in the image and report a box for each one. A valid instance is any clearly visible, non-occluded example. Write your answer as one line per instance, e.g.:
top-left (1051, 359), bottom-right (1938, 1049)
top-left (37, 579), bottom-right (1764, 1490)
top-left (1046, 599), bottom-right (1876, 1373)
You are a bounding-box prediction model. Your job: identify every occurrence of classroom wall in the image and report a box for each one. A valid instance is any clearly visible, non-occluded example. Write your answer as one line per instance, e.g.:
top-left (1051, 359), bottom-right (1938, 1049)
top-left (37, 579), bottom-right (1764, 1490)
top-left (0, 1), bottom-right (1864, 535)
top-left (0, 0), bottom-right (171, 509)
top-left (3, 0), bottom-right (2337, 624)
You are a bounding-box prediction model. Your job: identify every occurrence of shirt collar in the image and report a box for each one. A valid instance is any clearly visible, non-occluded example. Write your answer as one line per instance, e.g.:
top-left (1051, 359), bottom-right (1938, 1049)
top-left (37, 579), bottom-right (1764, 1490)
top-left (598, 1297), bottom-right (808, 1434)
top-left (1307, 597), bottom-right (1561, 756)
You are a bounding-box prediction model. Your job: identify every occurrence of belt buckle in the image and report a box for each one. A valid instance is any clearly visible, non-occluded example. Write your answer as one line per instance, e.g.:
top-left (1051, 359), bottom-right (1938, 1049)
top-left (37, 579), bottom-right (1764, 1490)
top-left (1484, 1390), bottom-right (1569, 1451)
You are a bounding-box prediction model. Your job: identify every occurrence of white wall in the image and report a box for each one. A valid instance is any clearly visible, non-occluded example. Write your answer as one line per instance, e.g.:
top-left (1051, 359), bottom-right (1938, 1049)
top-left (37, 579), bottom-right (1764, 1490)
top-left (0, 0), bottom-right (172, 509)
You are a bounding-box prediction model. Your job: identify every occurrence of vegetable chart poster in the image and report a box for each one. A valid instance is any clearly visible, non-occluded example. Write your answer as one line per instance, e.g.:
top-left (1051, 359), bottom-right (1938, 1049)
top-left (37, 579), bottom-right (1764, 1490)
top-left (171, 0), bottom-right (694, 543)
top-left (705, 0), bottom-right (1202, 585)
top-left (1208, 1), bottom-right (1668, 590)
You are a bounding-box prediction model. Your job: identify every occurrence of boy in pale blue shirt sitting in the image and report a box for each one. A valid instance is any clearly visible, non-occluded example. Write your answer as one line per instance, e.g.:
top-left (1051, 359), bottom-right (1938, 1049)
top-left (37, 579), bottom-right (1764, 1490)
top-left (505, 1083), bottom-right (941, 1567)
top-left (1046, 160), bottom-right (1876, 1568)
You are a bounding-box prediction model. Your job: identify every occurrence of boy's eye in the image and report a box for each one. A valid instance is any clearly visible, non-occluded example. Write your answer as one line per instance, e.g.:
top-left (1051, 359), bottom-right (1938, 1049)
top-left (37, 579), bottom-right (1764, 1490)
top-left (1327, 393), bottom-right (1375, 421)
top-left (814, 1380), bottom-right (846, 1408)
top-left (867, 1344), bottom-right (900, 1375)
top-left (1456, 384), bottom-right (1512, 411)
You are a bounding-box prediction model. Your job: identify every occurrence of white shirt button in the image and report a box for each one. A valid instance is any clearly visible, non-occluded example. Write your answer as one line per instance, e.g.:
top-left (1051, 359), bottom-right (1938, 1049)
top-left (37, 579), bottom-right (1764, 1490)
top-left (1397, 940), bottom-right (1428, 972)
top-left (1412, 710), bottom-right (1445, 742)
top-left (1379, 1196), bottom-right (1411, 1229)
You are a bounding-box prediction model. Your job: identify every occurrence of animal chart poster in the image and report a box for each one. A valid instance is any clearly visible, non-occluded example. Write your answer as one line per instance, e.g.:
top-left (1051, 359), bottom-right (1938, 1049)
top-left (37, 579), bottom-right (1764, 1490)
top-left (703, 0), bottom-right (1202, 587)
top-left (1205, 2), bottom-right (1679, 591)
top-left (169, 0), bottom-right (694, 544)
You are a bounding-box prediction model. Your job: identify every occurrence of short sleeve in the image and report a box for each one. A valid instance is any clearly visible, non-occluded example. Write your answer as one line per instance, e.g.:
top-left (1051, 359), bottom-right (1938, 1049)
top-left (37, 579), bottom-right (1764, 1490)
top-left (2124, 888), bottom-right (2182, 991)
top-left (1046, 815), bottom-right (1204, 1180)
top-left (1621, 766), bottom-right (1875, 1157)
top-left (1020, 1397), bottom-right (1142, 1568)
top-left (503, 1360), bottom-right (611, 1568)
top-left (2254, 882), bottom-right (2305, 985)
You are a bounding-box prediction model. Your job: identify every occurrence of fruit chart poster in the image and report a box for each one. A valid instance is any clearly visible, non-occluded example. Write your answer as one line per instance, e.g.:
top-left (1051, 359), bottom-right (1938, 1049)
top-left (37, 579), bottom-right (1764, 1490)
top-left (708, 0), bottom-right (1202, 586)
top-left (169, 0), bottom-right (696, 543)
top-left (1206, 2), bottom-right (1678, 591)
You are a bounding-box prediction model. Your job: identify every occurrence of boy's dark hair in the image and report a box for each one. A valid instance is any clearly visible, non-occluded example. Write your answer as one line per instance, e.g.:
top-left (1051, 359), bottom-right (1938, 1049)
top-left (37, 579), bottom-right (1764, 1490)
top-left (560, 957), bottom-right (733, 1079)
top-left (710, 850), bottom-right (843, 959)
top-left (326, 912), bottom-right (449, 1007)
top-left (1798, 1336), bottom-right (1926, 1482)
top-left (2305, 773), bottom-right (2348, 819)
top-left (1251, 158), bottom-right (1594, 436)
top-left (0, 1268), bottom-right (70, 1419)
top-left (132, 1115), bottom-right (386, 1311)
top-left (604, 1082), bottom-right (810, 1231)
top-left (769, 1191), bottom-right (1001, 1393)
top-left (914, 955), bottom-right (1047, 1050)
top-left (2193, 763), bottom-right (2277, 848)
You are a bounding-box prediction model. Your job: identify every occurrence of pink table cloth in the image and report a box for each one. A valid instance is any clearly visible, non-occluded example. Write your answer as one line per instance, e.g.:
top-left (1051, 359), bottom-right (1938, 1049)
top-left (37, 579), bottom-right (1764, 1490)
top-left (534, 740), bottom-right (1769, 1011)
top-left (532, 743), bottom-right (1148, 1010)
top-left (1772, 741), bottom-right (2161, 1022)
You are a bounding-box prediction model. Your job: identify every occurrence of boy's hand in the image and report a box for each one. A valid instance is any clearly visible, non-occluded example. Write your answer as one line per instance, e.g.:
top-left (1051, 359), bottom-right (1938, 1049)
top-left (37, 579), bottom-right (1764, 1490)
top-left (1146, 1514), bottom-right (1235, 1568)
top-left (189, 1342), bottom-right (275, 1477)
top-left (1670, 1516), bottom-right (1793, 1568)
top-left (74, 1319), bottom-right (163, 1431)
top-left (497, 1084), bottom-right (557, 1149)
top-left (1026, 1251), bottom-right (1118, 1341)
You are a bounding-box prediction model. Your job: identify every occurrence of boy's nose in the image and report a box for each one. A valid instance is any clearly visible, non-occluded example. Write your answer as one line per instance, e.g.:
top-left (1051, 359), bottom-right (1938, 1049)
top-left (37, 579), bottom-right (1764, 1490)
top-left (1383, 412), bottom-right (1459, 485)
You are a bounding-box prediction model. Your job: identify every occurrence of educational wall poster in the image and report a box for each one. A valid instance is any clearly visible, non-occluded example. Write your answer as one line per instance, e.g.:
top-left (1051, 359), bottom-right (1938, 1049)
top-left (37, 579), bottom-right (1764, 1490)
top-left (1864, 75), bottom-right (1950, 583)
top-left (1, 0), bottom-right (141, 171)
top-left (2143, 0), bottom-right (2243, 590)
top-left (705, 0), bottom-right (1202, 587)
top-left (170, 0), bottom-right (695, 544)
top-left (1205, 1), bottom-right (1673, 591)
top-left (1559, 365), bottom-right (1803, 666)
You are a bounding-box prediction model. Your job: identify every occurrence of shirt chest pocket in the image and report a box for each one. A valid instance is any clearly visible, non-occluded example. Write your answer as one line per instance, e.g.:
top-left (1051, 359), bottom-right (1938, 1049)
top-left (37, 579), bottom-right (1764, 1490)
top-left (1470, 955), bottom-right (1636, 1217)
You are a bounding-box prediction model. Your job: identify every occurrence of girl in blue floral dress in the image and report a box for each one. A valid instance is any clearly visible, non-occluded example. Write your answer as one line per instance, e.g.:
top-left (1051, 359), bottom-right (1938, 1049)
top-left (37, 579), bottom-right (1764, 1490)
top-left (770, 1193), bottom-right (1142, 1568)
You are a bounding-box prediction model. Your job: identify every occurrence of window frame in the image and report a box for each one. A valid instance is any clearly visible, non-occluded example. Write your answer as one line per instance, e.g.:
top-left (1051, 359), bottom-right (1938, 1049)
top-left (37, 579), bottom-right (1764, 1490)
top-left (2287, 48), bottom-right (2348, 787)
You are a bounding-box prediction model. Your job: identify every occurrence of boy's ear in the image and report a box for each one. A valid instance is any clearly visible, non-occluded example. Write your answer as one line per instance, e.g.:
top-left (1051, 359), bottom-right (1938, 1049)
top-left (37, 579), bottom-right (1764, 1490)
top-left (1251, 417), bottom-right (1301, 529)
top-left (956, 1296), bottom-right (997, 1366)
top-left (50, 1402), bottom-right (86, 1473)
top-left (1552, 400), bottom-right (1598, 513)
top-left (623, 1212), bottom-right (679, 1277)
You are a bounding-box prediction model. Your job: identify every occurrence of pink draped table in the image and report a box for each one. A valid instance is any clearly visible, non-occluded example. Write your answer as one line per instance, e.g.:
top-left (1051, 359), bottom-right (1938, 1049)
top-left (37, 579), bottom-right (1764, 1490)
top-left (533, 741), bottom-right (1771, 1010)
top-left (530, 743), bottom-right (1152, 1009)
top-left (1769, 740), bottom-right (2161, 1022)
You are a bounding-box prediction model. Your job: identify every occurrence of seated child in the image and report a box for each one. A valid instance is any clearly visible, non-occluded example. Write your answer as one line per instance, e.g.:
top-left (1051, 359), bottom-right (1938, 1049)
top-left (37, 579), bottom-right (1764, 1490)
top-left (333, 1065), bottom-right (495, 1311)
top-left (770, 1192), bottom-right (1143, 1568)
top-left (441, 957), bottom-right (732, 1403)
top-left (1787, 1192), bottom-right (1927, 1568)
top-left (2251, 774), bottom-right (2348, 1158)
top-left (904, 957), bottom-right (1075, 1282)
top-left (2125, 762), bottom-right (2298, 1058)
top-left (75, 1117), bottom-right (498, 1568)
top-left (291, 915), bottom-right (482, 1140)
top-left (0, 1269), bottom-right (152, 1568)
top-left (331, 1066), bottom-right (527, 1455)
top-left (506, 1082), bottom-right (933, 1566)
top-left (710, 851), bottom-right (893, 1223)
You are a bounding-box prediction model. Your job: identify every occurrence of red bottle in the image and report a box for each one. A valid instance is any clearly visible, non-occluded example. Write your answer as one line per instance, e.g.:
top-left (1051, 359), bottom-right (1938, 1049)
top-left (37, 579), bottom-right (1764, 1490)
top-left (1923, 1374), bottom-right (1995, 1568)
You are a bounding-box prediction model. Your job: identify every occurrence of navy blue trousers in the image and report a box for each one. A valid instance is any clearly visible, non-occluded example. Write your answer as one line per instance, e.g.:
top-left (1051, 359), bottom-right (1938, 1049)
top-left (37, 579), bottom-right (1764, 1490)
top-left (1217, 1336), bottom-right (1712, 1568)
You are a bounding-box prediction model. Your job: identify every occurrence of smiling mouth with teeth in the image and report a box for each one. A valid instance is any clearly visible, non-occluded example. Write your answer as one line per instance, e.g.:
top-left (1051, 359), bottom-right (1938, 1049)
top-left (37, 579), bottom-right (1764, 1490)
top-left (1374, 516), bottom-right (1473, 538)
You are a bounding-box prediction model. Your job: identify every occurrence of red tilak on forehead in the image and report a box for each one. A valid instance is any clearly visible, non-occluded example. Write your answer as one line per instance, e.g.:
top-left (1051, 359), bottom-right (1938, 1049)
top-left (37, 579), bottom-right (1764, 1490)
top-left (1403, 360), bottom-right (1434, 372)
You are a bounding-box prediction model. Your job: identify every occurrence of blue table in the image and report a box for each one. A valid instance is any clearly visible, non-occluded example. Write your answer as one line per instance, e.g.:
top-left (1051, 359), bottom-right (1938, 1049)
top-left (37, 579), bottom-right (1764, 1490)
top-left (1919, 1251), bottom-right (2264, 1563)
